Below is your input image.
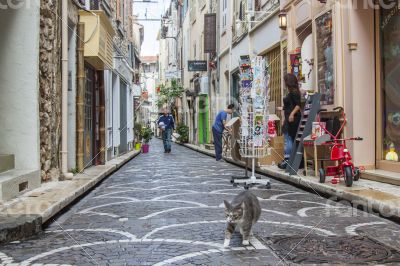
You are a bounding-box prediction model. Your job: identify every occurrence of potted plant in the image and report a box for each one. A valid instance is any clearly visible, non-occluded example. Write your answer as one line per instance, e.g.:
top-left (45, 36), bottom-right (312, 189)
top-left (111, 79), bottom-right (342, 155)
top-left (141, 127), bottom-right (152, 153)
top-left (176, 123), bottom-right (189, 143)
top-left (134, 122), bottom-right (143, 150)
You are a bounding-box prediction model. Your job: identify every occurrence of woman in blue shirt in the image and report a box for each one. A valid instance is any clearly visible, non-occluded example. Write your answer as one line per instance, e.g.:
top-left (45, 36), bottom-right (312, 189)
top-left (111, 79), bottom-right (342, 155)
top-left (212, 104), bottom-right (235, 161)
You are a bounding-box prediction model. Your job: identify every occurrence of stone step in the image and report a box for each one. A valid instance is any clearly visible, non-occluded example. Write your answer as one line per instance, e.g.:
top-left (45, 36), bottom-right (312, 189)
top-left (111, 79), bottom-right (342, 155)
top-left (0, 169), bottom-right (40, 201)
top-left (361, 169), bottom-right (400, 186)
top-left (0, 154), bottom-right (15, 174)
top-left (0, 214), bottom-right (42, 244)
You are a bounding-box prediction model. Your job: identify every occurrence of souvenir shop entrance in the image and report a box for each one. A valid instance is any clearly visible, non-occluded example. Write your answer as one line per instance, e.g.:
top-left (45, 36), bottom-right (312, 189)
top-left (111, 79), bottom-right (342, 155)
top-left (377, 7), bottom-right (400, 173)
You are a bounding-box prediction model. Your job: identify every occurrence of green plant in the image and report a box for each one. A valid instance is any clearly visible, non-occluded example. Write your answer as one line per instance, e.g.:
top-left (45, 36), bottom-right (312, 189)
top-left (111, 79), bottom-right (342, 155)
top-left (156, 79), bottom-right (184, 108)
top-left (141, 127), bottom-right (153, 143)
top-left (69, 167), bottom-right (79, 175)
top-left (176, 123), bottom-right (189, 143)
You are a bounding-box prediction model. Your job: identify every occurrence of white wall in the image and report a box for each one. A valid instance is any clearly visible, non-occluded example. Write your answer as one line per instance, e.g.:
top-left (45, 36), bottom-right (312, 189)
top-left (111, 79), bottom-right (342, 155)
top-left (230, 35), bottom-right (250, 72)
top-left (0, 2), bottom-right (41, 171)
top-left (250, 15), bottom-right (280, 55)
top-left (127, 86), bottom-right (134, 144)
top-left (347, 7), bottom-right (375, 167)
top-left (105, 70), bottom-right (114, 160)
top-left (112, 74), bottom-right (121, 152)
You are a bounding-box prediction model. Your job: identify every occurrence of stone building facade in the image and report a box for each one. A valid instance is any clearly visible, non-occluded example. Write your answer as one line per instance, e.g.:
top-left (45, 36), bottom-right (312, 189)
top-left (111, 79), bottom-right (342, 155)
top-left (39, 0), bottom-right (63, 181)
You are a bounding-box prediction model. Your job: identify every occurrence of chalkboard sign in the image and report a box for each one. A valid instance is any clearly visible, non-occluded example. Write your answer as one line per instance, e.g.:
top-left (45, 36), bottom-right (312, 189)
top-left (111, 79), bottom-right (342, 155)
top-left (188, 60), bottom-right (207, 72)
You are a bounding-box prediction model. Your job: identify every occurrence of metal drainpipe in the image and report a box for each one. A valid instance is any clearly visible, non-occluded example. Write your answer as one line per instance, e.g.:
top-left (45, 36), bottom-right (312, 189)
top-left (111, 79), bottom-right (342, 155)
top-left (61, 0), bottom-right (73, 179)
top-left (207, 0), bottom-right (212, 143)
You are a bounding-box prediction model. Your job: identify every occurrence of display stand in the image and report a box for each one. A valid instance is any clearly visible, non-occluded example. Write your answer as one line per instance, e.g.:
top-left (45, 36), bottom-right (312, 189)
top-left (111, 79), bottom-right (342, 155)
top-left (231, 56), bottom-right (271, 190)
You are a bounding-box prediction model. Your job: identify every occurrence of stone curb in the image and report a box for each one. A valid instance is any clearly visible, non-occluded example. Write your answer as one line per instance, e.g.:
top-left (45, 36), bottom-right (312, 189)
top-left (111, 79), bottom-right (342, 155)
top-left (182, 143), bottom-right (400, 221)
top-left (0, 150), bottom-right (140, 244)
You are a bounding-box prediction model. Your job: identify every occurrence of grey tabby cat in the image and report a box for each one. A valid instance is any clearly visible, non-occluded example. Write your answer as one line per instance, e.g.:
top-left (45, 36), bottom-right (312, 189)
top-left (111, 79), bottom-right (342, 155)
top-left (223, 190), bottom-right (261, 247)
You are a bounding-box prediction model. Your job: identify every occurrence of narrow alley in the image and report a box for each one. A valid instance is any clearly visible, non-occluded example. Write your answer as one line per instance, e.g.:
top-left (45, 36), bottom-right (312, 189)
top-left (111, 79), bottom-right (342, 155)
top-left (1, 141), bottom-right (400, 265)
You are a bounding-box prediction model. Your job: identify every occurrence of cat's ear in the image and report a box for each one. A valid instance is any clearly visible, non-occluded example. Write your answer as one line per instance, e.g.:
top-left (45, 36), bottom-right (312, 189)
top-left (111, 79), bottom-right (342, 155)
top-left (223, 200), bottom-right (231, 210)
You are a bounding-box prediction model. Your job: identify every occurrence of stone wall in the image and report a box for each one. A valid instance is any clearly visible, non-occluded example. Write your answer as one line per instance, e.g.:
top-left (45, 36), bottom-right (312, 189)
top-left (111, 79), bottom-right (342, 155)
top-left (39, 0), bottom-right (62, 181)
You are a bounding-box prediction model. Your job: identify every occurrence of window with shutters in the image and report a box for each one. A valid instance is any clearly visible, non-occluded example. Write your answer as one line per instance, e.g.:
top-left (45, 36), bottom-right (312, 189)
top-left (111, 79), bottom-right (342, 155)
top-left (116, 0), bottom-right (123, 22)
top-left (233, 0), bottom-right (247, 39)
top-left (190, 0), bottom-right (196, 23)
top-left (221, 0), bottom-right (227, 33)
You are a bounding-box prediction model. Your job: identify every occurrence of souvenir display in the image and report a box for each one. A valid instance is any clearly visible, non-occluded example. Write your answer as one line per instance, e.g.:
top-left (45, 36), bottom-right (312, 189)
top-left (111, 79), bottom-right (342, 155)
top-left (289, 51), bottom-right (302, 81)
top-left (253, 115), bottom-right (264, 147)
top-left (237, 55), bottom-right (270, 154)
top-left (232, 55), bottom-right (271, 189)
top-left (267, 120), bottom-right (277, 138)
top-left (316, 11), bottom-right (334, 105)
top-left (239, 55), bottom-right (253, 97)
top-left (385, 143), bottom-right (399, 161)
top-left (380, 10), bottom-right (400, 165)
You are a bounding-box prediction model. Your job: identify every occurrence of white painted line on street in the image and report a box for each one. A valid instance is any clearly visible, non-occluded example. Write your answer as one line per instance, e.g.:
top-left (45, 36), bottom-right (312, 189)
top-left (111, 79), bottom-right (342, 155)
top-left (249, 236), bottom-right (267, 250)
top-left (139, 206), bottom-right (222, 220)
top-left (258, 221), bottom-right (336, 236)
top-left (345, 222), bottom-right (387, 236)
top-left (94, 188), bottom-right (199, 198)
top-left (0, 251), bottom-right (14, 266)
top-left (261, 209), bottom-right (293, 217)
top-left (142, 220), bottom-right (226, 240)
top-left (151, 192), bottom-right (237, 201)
top-left (46, 228), bottom-right (137, 240)
top-left (153, 249), bottom-right (224, 266)
top-left (297, 206), bottom-right (349, 217)
top-left (269, 192), bottom-right (309, 200)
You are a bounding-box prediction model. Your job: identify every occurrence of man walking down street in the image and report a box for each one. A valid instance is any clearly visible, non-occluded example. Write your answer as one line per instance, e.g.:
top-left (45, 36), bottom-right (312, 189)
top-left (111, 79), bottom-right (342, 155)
top-left (212, 104), bottom-right (235, 161)
top-left (158, 109), bottom-right (175, 153)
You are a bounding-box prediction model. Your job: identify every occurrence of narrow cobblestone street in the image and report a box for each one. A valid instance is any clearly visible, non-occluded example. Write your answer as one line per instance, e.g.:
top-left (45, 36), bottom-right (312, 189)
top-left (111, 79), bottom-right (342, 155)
top-left (1, 140), bottom-right (400, 265)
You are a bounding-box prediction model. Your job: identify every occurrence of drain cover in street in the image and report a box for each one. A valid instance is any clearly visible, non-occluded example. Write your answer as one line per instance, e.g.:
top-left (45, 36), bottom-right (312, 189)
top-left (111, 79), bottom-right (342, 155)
top-left (262, 235), bottom-right (400, 264)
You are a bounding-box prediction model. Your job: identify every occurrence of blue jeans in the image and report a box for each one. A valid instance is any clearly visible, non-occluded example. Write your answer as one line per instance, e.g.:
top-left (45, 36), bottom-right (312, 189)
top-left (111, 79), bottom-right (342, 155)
top-left (212, 127), bottom-right (223, 161)
top-left (284, 132), bottom-right (293, 160)
top-left (162, 128), bottom-right (172, 151)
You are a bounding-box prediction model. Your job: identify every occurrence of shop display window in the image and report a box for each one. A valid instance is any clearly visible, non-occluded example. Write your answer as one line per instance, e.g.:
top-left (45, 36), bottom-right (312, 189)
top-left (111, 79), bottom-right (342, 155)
top-left (316, 11), bottom-right (334, 106)
top-left (381, 7), bottom-right (400, 164)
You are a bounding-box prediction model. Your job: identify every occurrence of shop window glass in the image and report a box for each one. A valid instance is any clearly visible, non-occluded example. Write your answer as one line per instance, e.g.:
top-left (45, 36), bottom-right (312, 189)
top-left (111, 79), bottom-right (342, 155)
top-left (315, 11), bottom-right (334, 105)
top-left (381, 7), bottom-right (400, 163)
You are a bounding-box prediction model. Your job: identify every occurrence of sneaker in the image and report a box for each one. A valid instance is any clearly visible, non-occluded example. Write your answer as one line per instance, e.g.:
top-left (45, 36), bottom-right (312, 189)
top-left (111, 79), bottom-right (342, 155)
top-left (277, 160), bottom-right (288, 170)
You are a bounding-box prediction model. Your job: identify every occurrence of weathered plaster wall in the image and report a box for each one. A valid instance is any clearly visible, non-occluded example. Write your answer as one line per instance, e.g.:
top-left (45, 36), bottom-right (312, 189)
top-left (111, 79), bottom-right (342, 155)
top-left (0, 0), bottom-right (41, 172)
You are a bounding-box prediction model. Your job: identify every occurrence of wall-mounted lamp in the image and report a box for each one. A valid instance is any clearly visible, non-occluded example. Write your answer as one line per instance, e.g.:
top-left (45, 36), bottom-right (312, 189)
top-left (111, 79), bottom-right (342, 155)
top-left (279, 11), bottom-right (287, 30)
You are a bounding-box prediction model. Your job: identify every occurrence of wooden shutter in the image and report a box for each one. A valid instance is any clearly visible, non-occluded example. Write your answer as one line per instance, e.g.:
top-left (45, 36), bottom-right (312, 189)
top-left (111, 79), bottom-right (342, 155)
top-left (266, 46), bottom-right (282, 135)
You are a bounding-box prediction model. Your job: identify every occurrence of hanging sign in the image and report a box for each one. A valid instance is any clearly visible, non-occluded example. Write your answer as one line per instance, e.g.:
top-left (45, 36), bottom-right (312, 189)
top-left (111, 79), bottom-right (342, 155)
top-left (204, 13), bottom-right (216, 53)
top-left (188, 60), bottom-right (207, 71)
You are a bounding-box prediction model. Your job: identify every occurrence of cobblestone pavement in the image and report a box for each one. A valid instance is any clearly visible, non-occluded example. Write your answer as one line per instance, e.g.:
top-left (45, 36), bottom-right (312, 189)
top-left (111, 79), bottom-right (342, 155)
top-left (1, 139), bottom-right (400, 265)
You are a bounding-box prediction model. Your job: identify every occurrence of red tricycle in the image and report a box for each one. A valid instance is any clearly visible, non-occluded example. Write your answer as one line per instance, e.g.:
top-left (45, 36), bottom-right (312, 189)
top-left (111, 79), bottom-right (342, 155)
top-left (317, 107), bottom-right (363, 187)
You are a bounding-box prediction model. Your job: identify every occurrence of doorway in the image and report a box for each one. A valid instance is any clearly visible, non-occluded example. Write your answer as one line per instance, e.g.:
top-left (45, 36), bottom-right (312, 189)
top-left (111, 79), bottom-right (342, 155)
top-left (120, 80), bottom-right (128, 154)
top-left (198, 95), bottom-right (209, 144)
top-left (84, 65), bottom-right (95, 167)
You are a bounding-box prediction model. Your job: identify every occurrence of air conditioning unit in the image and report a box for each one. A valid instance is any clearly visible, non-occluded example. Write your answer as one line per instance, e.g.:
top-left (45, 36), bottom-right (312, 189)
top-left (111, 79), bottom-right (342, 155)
top-left (199, 76), bottom-right (209, 95)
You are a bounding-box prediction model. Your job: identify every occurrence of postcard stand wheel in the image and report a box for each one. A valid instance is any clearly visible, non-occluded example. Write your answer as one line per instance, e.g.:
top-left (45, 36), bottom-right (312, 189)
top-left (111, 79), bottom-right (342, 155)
top-left (231, 56), bottom-right (271, 190)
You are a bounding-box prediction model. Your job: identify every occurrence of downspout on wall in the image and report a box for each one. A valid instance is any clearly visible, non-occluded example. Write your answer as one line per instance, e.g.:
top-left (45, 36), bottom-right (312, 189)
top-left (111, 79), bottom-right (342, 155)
top-left (61, 0), bottom-right (73, 179)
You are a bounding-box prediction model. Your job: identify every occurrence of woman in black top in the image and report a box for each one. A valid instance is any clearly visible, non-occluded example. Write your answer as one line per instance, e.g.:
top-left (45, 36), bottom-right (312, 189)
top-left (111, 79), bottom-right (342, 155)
top-left (278, 73), bottom-right (302, 169)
